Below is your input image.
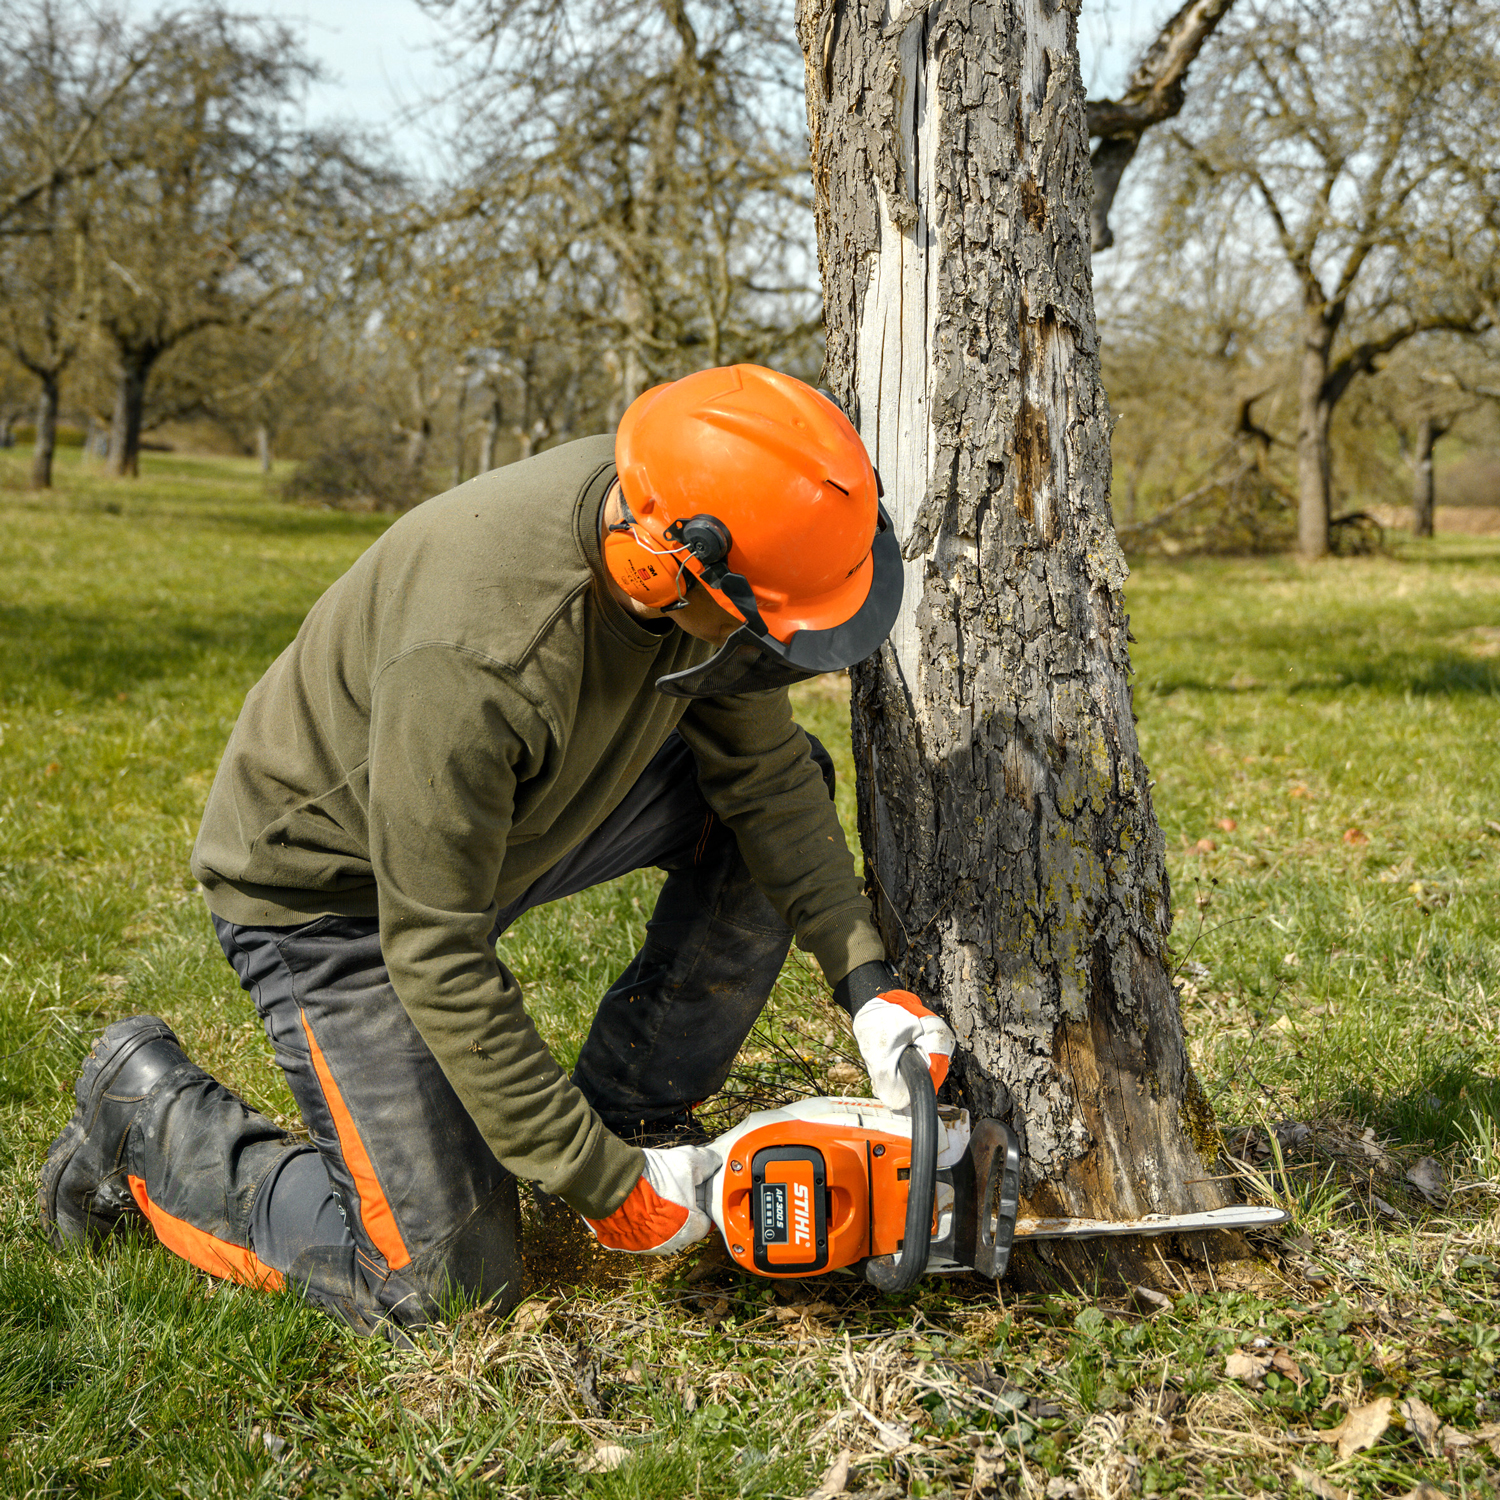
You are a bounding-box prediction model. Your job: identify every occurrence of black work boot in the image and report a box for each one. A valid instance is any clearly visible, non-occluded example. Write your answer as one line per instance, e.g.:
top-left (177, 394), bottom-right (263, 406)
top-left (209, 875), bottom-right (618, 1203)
top-left (38, 1014), bottom-right (193, 1247)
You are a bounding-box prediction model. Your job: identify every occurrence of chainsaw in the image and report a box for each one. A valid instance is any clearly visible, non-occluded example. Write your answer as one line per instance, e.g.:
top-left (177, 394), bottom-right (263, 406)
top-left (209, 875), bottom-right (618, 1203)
top-left (699, 1049), bottom-right (1286, 1290)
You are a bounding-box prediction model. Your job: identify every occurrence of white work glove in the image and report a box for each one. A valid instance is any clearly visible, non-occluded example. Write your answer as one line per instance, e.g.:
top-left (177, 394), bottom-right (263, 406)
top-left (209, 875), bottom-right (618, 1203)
top-left (583, 1144), bottom-right (721, 1255)
top-left (852, 990), bottom-right (956, 1110)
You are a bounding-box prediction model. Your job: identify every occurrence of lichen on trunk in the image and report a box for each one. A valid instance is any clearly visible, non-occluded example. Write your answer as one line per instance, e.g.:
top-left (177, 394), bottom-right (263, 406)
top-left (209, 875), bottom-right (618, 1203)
top-left (798, 0), bottom-right (1231, 1239)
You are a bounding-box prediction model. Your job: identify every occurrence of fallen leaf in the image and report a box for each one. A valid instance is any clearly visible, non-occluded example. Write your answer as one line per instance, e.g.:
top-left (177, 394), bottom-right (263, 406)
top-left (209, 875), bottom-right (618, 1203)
top-left (1133, 1285), bottom-right (1172, 1313)
top-left (1193, 837), bottom-right (1217, 853)
top-left (1342, 828), bottom-right (1369, 846)
top-left (1442, 1420), bottom-right (1500, 1460)
top-left (580, 1444), bottom-right (630, 1473)
top-left (1325, 1397), bottom-right (1393, 1459)
top-left (1372, 1194), bottom-right (1402, 1220)
top-left (807, 1448), bottom-right (850, 1498)
top-left (698, 1295), bottom-right (730, 1326)
top-left (250, 1427), bottom-right (288, 1461)
top-left (1270, 1350), bottom-right (1307, 1388)
top-left (1406, 1156), bottom-right (1447, 1204)
top-left (1290, 1464), bottom-right (1349, 1500)
top-left (1225, 1348), bottom-right (1274, 1386)
top-left (972, 1444), bottom-right (1007, 1490)
top-left (1400, 1396), bottom-right (1442, 1452)
top-left (1289, 783), bottom-right (1310, 798)
top-left (509, 1297), bottom-right (557, 1333)
top-left (1394, 1485), bottom-right (1449, 1500)
top-left (1218, 817), bottom-right (1238, 832)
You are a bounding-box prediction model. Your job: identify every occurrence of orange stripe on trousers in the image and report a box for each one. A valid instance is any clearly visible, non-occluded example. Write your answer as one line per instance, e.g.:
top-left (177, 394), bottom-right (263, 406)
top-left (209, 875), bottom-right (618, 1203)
top-left (299, 1011), bottom-right (411, 1269)
top-left (127, 1175), bottom-right (284, 1291)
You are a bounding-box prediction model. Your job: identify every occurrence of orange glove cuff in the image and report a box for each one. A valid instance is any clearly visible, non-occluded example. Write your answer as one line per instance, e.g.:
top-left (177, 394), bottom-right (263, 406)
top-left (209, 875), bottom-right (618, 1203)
top-left (878, 988), bottom-right (934, 1019)
top-left (585, 1173), bottom-right (690, 1252)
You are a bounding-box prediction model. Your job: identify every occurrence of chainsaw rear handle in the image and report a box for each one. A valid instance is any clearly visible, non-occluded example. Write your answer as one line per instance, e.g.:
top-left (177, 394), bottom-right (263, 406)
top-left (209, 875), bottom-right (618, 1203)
top-left (863, 1046), bottom-right (937, 1293)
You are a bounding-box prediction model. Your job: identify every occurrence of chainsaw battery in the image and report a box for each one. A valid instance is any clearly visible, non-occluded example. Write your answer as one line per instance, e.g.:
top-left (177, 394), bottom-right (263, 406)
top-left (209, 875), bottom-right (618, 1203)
top-left (750, 1146), bottom-right (828, 1272)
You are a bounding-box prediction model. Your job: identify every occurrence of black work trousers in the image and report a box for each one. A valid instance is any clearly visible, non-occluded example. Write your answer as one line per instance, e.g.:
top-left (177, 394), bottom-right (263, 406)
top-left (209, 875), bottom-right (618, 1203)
top-left (130, 732), bottom-right (833, 1326)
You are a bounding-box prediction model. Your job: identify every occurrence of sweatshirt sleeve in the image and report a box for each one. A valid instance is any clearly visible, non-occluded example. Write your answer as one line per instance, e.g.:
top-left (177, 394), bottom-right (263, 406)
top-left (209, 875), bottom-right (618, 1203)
top-left (366, 645), bottom-right (644, 1218)
top-left (676, 691), bottom-right (888, 985)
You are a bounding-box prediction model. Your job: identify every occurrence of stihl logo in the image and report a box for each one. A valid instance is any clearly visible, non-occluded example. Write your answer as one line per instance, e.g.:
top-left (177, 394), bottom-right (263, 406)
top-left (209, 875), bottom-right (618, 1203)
top-left (791, 1181), bottom-right (812, 1248)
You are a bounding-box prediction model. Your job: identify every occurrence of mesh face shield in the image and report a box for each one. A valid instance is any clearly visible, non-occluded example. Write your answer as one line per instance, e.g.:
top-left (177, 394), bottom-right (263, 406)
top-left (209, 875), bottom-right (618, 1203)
top-left (654, 504), bottom-right (904, 699)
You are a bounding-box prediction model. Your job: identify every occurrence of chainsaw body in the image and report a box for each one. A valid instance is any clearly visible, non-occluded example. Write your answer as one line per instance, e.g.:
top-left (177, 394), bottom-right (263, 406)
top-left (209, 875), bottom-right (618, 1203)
top-left (700, 1051), bottom-right (1023, 1287)
top-left (699, 1048), bottom-right (1288, 1285)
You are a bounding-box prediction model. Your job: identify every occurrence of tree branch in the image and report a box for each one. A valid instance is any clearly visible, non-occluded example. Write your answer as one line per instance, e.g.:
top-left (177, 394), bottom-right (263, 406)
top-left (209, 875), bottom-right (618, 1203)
top-left (1085, 0), bottom-right (1237, 251)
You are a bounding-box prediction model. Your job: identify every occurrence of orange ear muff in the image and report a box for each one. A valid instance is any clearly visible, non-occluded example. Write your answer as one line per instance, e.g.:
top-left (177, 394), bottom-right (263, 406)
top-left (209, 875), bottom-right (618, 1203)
top-left (603, 523), bottom-right (687, 609)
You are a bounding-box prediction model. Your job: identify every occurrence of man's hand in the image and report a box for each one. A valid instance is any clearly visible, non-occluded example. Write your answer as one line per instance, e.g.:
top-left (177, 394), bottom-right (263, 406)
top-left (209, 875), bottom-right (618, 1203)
top-left (852, 990), bottom-right (955, 1110)
top-left (584, 1145), bottom-right (721, 1254)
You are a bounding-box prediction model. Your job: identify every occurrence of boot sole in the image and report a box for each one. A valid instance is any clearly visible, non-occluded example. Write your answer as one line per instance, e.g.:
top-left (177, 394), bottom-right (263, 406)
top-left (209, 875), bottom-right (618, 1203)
top-left (38, 1014), bottom-right (181, 1249)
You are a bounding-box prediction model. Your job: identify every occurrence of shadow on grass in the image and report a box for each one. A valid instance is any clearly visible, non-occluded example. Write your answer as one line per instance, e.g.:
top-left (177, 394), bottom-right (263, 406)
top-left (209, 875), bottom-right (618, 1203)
top-left (0, 602), bottom-right (306, 697)
top-left (1342, 1060), bottom-right (1500, 1154)
top-left (1147, 654), bottom-right (1500, 699)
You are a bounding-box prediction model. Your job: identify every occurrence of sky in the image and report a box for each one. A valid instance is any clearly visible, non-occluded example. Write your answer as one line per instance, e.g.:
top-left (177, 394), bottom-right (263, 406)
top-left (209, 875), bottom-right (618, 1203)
top-left (272, 0), bottom-right (1174, 170)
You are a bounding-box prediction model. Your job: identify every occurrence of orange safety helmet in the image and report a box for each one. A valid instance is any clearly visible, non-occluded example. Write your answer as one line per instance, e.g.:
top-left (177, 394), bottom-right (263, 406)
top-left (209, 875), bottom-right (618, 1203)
top-left (608, 364), bottom-right (903, 697)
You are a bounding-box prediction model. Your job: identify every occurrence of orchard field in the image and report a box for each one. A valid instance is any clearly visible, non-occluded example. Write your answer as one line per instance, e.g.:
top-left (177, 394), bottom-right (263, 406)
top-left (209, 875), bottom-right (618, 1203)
top-left (1, 450), bottom-right (1498, 1498)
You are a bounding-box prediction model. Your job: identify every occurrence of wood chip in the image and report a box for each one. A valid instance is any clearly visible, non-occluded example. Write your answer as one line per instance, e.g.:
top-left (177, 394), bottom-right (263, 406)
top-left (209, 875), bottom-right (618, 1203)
top-left (1290, 1465), bottom-right (1349, 1500)
top-left (1325, 1397), bottom-right (1393, 1460)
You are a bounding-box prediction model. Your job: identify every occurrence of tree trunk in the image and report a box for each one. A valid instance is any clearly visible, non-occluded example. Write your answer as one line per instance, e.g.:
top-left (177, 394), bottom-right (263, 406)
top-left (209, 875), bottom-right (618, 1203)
top-left (107, 347), bottom-right (156, 478)
top-left (800, 0), bottom-right (1230, 1279)
top-left (1296, 314), bottom-right (1334, 558)
top-left (30, 374), bottom-right (60, 490)
top-left (480, 399), bottom-right (502, 473)
top-left (1410, 416), bottom-right (1440, 538)
top-left (256, 423), bottom-right (273, 474)
top-left (453, 367), bottom-right (470, 488)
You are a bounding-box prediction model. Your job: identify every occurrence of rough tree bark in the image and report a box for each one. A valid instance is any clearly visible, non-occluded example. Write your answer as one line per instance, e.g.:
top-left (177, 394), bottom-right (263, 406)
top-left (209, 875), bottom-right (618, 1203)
top-left (798, 0), bottom-right (1230, 1279)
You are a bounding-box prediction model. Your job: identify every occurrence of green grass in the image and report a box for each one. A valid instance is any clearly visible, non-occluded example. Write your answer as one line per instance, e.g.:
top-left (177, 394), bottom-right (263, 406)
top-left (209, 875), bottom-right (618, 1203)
top-left (2, 447), bottom-right (1500, 1497)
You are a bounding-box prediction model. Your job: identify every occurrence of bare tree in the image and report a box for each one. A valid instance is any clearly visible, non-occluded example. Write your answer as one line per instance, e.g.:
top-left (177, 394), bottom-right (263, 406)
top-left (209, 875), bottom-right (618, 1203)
top-left (1162, 0), bottom-right (1500, 557)
top-left (0, 2), bottom-right (138, 486)
top-left (800, 0), bottom-right (1232, 1280)
top-left (66, 8), bottom-right (385, 476)
top-left (423, 0), bottom-right (820, 415)
top-left (0, 2), bottom-right (157, 239)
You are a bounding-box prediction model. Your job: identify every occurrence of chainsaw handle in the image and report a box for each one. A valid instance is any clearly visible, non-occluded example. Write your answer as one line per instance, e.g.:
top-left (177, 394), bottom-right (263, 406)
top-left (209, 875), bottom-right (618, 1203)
top-left (863, 1046), bottom-right (938, 1294)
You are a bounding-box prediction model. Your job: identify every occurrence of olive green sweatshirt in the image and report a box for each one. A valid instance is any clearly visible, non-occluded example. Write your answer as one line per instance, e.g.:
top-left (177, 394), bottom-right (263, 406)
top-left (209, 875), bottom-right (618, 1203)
top-left (192, 436), bottom-right (887, 1218)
